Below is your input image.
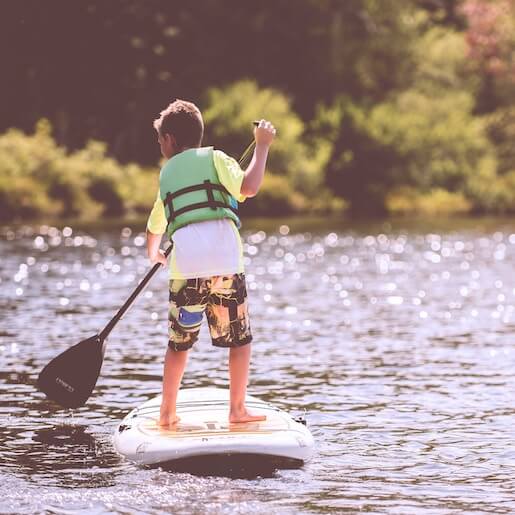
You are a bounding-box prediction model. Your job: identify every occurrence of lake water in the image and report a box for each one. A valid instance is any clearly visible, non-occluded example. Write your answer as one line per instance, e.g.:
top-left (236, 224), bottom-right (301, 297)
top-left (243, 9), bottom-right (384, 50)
top-left (1, 216), bottom-right (514, 514)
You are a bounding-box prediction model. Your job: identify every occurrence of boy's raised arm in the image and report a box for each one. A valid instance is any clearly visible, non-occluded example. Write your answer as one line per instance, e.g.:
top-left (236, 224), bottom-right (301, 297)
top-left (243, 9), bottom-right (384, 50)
top-left (240, 120), bottom-right (276, 198)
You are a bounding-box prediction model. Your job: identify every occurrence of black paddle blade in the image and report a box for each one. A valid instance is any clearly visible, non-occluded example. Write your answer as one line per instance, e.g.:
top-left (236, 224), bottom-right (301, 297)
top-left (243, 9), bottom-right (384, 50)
top-left (37, 335), bottom-right (104, 409)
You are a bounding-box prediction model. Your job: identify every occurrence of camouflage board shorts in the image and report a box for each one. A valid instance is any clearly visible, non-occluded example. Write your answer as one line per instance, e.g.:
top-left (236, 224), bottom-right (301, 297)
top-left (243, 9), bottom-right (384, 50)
top-left (168, 273), bottom-right (252, 351)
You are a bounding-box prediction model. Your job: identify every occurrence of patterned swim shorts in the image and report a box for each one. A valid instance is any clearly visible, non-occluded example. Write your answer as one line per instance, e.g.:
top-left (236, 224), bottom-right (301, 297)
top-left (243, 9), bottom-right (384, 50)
top-left (168, 273), bottom-right (252, 351)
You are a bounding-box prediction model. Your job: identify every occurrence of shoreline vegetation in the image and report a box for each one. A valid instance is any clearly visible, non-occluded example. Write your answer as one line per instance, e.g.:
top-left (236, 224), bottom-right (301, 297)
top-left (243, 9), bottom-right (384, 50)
top-left (3, 3), bottom-right (515, 222)
top-left (1, 99), bottom-right (514, 223)
top-left (2, 213), bottom-right (514, 238)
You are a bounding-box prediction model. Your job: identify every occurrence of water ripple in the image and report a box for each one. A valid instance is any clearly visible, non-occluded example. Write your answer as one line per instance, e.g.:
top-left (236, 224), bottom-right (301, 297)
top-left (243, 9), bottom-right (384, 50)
top-left (0, 218), bottom-right (514, 513)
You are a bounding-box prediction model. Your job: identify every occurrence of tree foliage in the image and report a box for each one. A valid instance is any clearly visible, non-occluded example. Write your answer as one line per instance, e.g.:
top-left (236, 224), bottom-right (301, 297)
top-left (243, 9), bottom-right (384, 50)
top-left (0, 120), bottom-right (156, 220)
top-left (1, 0), bottom-right (515, 220)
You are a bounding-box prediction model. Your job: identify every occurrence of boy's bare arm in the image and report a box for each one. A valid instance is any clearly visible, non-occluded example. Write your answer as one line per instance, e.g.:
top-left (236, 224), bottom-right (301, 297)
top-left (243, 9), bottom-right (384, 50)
top-left (240, 120), bottom-right (276, 198)
top-left (146, 230), bottom-right (167, 265)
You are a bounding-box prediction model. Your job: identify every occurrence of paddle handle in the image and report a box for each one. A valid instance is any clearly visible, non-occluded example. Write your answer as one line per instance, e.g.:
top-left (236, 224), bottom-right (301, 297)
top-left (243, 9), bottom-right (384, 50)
top-left (99, 245), bottom-right (173, 341)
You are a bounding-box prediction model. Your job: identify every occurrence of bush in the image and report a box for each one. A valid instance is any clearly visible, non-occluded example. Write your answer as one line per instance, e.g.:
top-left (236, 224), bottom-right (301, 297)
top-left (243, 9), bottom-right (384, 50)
top-left (0, 120), bottom-right (67, 219)
top-left (203, 80), bottom-right (325, 196)
top-left (485, 106), bottom-right (515, 176)
top-left (386, 187), bottom-right (472, 215)
top-left (466, 166), bottom-right (515, 213)
top-left (317, 26), bottom-right (500, 215)
top-left (239, 174), bottom-right (305, 216)
top-left (0, 120), bottom-right (158, 221)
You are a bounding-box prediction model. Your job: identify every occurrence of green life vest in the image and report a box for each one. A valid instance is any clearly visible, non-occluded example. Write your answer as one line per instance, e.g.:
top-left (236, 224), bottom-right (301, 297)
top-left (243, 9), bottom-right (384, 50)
top-left (159, 147), bottom-right (241, 238)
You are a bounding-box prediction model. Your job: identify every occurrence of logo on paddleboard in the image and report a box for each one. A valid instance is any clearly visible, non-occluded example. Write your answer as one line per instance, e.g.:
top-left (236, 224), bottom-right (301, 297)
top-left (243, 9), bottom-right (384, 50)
top-left (55, 377), bottom-right (75, 392)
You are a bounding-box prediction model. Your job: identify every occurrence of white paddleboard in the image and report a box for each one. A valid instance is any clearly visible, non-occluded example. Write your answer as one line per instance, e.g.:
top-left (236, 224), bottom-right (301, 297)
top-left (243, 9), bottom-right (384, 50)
top-left (113, 387), bottom-right (314, 471)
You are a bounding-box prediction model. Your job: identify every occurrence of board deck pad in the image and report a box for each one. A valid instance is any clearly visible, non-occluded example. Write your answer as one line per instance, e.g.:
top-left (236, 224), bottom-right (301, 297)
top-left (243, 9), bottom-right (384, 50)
top-left (113, 387), bottom-right (314, 475)
top-left (138, 409), bottom-right (288, 438)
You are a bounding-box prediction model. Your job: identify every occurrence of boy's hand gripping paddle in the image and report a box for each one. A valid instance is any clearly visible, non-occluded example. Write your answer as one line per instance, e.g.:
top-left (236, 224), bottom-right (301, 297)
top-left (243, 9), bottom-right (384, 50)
top-left (37, 134), bottom-right (258, 409)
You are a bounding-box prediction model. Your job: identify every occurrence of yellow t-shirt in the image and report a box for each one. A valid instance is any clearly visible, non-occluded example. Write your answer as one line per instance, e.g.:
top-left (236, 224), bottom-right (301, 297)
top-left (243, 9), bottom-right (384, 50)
top-left (147, 149), bottom-right (247, 279)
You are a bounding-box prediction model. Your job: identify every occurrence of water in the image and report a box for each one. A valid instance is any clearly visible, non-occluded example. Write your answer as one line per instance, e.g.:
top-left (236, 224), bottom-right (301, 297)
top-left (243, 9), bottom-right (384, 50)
top-left (1, 216), bottom-right (514, 514)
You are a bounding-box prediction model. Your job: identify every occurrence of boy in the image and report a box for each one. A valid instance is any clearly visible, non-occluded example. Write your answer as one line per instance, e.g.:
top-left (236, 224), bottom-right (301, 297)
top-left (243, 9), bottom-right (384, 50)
top-left (146, 99), bottom-right (275, 426)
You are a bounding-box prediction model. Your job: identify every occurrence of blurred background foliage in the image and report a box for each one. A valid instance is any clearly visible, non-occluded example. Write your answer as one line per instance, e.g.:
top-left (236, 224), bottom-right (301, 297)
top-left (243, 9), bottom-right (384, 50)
top-left (1, 0), bottom-right (514, 221)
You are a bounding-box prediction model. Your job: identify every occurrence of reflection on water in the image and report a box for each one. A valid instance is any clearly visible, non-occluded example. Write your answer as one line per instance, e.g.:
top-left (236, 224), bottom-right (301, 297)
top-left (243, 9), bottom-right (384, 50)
top-left (0, 217), bottom-right (514, 514)
top-left (157, 454), bottom-right (289, 480)
top-left (7, 423), bottom-right (121, 488)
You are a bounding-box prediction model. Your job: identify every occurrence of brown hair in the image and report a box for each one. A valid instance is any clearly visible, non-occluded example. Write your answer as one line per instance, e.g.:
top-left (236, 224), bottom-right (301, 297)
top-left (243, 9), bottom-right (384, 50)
top-left (153, 99), bottom-right (204, 149)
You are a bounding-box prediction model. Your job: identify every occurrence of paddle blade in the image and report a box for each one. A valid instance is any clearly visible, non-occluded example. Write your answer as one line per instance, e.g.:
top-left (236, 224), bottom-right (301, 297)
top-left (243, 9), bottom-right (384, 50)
top-left (37, 335), bottom-right (104, 408)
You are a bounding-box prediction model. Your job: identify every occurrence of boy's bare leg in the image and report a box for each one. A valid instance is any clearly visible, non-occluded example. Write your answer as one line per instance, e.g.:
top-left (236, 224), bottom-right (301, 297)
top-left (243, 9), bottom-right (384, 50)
top-left (229, 343), bottom-right (266, 423)
top-left (159, 347), bottom-right (188, 427)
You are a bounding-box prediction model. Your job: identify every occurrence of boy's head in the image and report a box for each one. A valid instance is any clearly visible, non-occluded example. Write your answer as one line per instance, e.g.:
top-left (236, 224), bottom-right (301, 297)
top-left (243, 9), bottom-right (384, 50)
top-left (153, 99), bottom-right (204, 158)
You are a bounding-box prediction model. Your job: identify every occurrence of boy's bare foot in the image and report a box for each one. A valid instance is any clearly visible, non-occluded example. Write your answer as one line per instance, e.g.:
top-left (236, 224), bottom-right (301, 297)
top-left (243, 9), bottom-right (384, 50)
top-left (158, 413), bottom-right (180, 427)
top-left (229, 409), bottom-right (266, 424)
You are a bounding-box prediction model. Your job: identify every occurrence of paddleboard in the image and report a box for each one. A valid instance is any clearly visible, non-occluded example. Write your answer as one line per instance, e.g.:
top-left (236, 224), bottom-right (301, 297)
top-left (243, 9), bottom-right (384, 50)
top-left (113, 387), bottom-right (314, 473)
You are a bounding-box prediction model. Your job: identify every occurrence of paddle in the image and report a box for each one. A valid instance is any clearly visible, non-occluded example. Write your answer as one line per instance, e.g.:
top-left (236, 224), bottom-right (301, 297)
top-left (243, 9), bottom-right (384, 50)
top-left (37, 244), bottom-right (173, 408)
top-left (37, 133), bottom-right (258, 409)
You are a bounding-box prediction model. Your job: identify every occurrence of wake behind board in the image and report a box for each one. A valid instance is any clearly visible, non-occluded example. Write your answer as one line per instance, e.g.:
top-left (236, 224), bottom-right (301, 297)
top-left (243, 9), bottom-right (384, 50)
top-left (113, 387), bottom-right (314, 474)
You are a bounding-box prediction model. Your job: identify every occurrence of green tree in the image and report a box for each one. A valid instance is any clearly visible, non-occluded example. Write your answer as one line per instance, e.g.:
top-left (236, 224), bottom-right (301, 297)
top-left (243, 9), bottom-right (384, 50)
top-left (203, 80), bottom-right (334, 214)
top-left (0, 120), bottom-right (156, 221)
top-left (320, 25), bottom-right (499, 214)
top-left (204, 80), bottom-right (324, 193)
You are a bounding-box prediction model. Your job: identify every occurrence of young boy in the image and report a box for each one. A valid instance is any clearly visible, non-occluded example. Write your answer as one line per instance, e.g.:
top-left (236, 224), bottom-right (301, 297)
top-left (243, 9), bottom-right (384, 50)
top-left (146, 99), bottom-right (275, 426)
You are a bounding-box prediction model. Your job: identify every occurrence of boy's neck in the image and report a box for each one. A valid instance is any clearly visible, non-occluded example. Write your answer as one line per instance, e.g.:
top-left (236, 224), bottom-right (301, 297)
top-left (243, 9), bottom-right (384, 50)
top-left (171, 145), bottom-right (199, 157)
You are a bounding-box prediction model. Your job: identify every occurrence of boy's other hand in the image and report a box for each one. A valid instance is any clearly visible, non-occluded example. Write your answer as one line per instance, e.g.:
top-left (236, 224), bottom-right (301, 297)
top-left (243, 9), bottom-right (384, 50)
top-left (150, 249), bottom-right (168, 266)
top-left (254, 120), bottom-right (276, 147)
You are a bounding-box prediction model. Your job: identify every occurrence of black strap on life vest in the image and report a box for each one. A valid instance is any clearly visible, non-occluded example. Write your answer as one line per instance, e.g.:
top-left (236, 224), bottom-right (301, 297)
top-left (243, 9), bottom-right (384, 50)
top-left (164, 180), bottom-right (238, 225)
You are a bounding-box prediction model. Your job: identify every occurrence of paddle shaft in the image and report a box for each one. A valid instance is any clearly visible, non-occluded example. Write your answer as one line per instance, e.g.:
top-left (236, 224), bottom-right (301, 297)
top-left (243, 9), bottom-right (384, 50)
top-left (98, 244), bottom-right (172, 341)
top-left (98, 136), bottom-right (257, 342)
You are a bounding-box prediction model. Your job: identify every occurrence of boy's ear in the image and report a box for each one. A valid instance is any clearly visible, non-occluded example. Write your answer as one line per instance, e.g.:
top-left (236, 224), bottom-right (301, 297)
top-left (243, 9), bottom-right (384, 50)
top-left (165, 133), bottom-right (176, 146)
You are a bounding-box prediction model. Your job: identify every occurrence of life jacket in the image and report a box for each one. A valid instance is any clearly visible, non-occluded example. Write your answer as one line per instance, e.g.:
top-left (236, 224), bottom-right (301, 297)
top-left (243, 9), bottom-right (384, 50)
top-left (159, 147), bottom-right (241, 239)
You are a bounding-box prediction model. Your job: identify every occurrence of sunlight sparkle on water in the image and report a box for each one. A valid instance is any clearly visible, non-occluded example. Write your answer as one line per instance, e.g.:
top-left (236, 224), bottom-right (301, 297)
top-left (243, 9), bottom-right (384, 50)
top-left (0, 219), bottom-right (514, 514)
